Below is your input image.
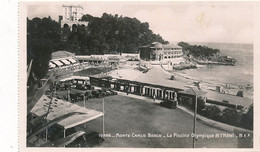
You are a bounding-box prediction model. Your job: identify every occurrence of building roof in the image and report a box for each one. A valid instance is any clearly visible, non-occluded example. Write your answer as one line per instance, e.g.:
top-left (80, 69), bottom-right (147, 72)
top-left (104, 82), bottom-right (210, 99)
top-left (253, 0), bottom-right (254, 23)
top-left (67, 58), bottom-right (77, 63)
top-left (30, 95), bottom-right (103, 129)
top-left (51, 60), bottom-right (63, 67)
top-left (60, 59), bottom-right (71, 65)
top-left (205, 91), bottom-right (253, 108)
top-left (162, 44), bottom-right (182, 49)
top-left (77, 55), bottom-right (121, 60)
top-left (52, 51), bottom-right (75, 59)
top-left (75, 55), bottom-right (91, 60)
top-left (179, 88), bottom-right (207, 96)
top-left (70, 76), bottom-right (90, 81)
top-left (49, 62), bottom-right (56, 68)
top-left (151, 42), bottom-right (163, 48)
top-left (108, 56), bottom-right (120, 60)
top-left (91, 74), bottom-right (112, 79)
top-left (141, 44), bottom-right (151, 48)
top-left (141, 42), bottom-right (182, 49)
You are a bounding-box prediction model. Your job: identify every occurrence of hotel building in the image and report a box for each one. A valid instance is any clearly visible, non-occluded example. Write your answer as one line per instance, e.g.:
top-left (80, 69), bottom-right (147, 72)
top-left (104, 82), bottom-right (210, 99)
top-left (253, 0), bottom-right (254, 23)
top-left (140, 42), bottom-right (183, 64)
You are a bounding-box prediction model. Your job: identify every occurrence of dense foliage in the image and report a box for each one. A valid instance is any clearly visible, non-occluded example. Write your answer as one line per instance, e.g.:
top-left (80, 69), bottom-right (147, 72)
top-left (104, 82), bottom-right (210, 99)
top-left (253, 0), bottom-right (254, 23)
top-left (178, 41), bottom-right (220, 59)
top-left (240, 104), bottom-right (253, 130)
top-left (200, 104), bottom-right (253, 130)
top-left (27, 17), bottom-right (61, 80)
top-left (27, 14), bottom-right (167, 79)
top-left (221, 107), bottom-right (241, 126)
top-left (202, 105), bottom-right (222, 121)
top-left (181, 96), bottom-right (253, 130)
top-left (75, 13), bottom-right (168, 54)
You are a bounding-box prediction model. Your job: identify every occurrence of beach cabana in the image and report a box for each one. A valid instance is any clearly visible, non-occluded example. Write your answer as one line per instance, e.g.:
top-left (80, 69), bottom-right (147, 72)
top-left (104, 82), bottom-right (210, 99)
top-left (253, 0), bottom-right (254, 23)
top-left (51, 60), bottom-right (64, 67)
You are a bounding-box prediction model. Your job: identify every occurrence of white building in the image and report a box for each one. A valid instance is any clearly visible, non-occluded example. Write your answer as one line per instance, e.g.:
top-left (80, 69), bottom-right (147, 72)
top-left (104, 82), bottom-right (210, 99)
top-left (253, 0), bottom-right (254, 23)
top-left (59, 5), bottom-right (88, 28)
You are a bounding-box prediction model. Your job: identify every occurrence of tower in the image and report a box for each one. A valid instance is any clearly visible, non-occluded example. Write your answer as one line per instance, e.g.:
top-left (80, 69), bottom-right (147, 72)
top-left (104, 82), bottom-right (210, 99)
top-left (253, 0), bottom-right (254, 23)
top-left (60, 4), bottom-right (88, 28)
top-left (62, 4), bottom-right (83, 22)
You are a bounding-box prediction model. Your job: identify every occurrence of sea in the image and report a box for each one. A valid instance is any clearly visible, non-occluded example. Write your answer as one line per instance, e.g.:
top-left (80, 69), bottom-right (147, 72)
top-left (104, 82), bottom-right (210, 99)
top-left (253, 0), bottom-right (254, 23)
top-left (178, 42), bottom-right (253, 87)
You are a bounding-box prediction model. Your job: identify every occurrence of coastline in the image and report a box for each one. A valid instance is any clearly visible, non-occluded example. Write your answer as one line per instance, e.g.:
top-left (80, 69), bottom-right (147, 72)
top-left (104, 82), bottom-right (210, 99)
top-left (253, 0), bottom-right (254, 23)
top-left (104, 62), bottom-right (253, 100)
top-left (159, 64), bottom-right (253, 100)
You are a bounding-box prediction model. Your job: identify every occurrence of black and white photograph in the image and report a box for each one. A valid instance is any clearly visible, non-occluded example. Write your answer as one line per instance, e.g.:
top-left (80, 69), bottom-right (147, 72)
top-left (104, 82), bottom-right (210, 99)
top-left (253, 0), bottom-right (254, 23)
top-left (21, 1), bottom-right (255, 149)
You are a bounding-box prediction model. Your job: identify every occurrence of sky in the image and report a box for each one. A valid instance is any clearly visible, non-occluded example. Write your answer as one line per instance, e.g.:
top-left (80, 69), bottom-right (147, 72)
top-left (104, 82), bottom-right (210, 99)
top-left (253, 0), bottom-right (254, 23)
top-left (27, 1), bottom-right (254, 44)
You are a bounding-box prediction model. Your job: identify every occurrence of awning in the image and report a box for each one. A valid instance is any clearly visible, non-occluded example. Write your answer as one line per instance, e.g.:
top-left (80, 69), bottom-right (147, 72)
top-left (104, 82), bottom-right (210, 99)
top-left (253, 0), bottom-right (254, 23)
top-left (49, 62), bottom-right (56, 68)
top-left (60, 59), bottom-right (71, 65)
top-left (75, 55), bottom-right (91, 60)
top-left (71, 76), bottom-right (90, 81)
top-left (67, 58), bottom-right (77, 64)
top-left (60, 77), bottom-right (74, 82)
top-left (31, 95), bottom-right (104, 129)
top-left (108, 56), bottom-right (120, 60)
top-left (51, 60), bottom-right (63, 67)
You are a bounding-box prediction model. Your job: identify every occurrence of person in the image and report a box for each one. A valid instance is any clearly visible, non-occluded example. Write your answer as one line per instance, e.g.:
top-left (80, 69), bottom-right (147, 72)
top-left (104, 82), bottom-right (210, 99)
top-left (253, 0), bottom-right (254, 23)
top-left (126, 86), bottom-right (129, 95)
top-left (153, 93), bottom-right (156, 101)
top-left (174, 92), bottom-right (177, 101)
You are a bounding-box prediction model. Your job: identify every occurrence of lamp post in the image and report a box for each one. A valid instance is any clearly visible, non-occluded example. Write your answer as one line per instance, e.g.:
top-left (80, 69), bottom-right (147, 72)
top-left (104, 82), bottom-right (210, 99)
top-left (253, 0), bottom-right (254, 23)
top-left (192, 88), bottom-right (198, 148)
top-left (83, 94), bottom-right (86, 128)
top-left (82, 94), bottom-right (85, 108)
top-left (103, 99), bottom-right (105, 134)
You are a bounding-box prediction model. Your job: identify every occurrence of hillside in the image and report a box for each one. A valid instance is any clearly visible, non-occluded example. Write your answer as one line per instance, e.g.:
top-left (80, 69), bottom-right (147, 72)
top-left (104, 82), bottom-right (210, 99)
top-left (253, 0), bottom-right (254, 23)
top-left (66, 13), bottom-right (168, 54)
top-left (27, 13), bottom-right (168, 79)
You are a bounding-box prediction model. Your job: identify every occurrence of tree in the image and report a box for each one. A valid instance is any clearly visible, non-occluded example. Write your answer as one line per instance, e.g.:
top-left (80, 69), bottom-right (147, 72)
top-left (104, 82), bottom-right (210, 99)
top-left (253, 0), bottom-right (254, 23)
top-left (221, 108), bottom-right (241, 126)
top-left (27, 17), bottom-right (61, 80)
top-left (203, 105), bottom-right (221, 121)
top-left (191, 96), bottom-right (206, 113)
top-left (240, 104), bottom-right (253, 130)
top-left (197, 97), bottom-right (206, 114)
top-left (177, 41), bottom-right (220, 59)
top-left (79, 13), bottom-right (168, 54)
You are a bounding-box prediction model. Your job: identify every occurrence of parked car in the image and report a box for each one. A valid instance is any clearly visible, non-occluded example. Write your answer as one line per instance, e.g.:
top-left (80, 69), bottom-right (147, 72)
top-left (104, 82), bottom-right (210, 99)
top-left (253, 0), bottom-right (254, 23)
top-left (84, 132), bottom-right (105, 147)
top-left (108, 89), bottom-right (118, 95)
top-left (76, 84), bottom-right (88, 90)
top-left (92, 90), bottom-right (103, 98)
top-left (84, 91), bottom-right (94, 99)
top-left (160, 100), bottom-right (177, 109)
top-left (59, 83), bottom-right (66, 91)
top-left (101, 88), bottom-right (112, 96)
top-left (96, 89), bottom-right (107, 97)
top-left (69, 93), bottom-right (83, 103)
top-left (85, 84), bottom-right (94, 90)
top-left (110, 90), bottom-right (118, 95)
top-left (66, 131), bottom-right (104, 147)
